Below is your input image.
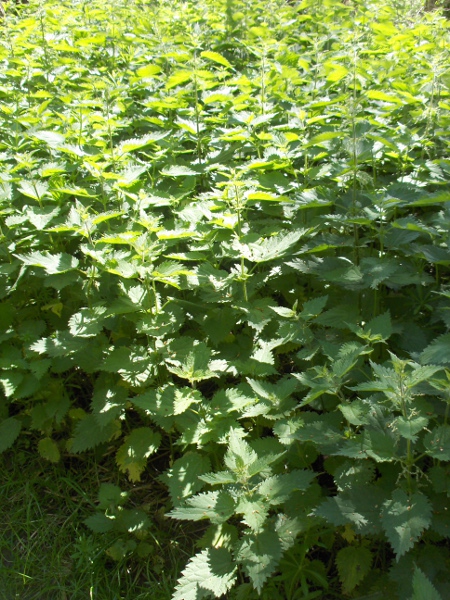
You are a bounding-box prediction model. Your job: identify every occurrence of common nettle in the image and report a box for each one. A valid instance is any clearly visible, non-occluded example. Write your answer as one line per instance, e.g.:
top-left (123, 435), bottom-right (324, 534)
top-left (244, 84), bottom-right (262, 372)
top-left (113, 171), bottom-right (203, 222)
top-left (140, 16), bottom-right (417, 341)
top-left (0, 0), bottom-right (449, 598)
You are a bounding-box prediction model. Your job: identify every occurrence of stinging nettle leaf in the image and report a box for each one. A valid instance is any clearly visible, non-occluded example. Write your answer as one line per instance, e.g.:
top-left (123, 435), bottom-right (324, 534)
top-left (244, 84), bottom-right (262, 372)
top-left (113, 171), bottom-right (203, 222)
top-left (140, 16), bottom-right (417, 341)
top-left (200, 51), bottom-right (232, 69)
top-left (424, 425), bottom-right (450, 461)
top-left (0, 417), bottom-right (22, 453)
top-left (336, 546), bottom-right (372, 594)
top-left (161, 452), bottom-right (211, 506)
top-left (16, 251), bottom-right (79, 274)
top-left (116, 427), bottom-right (161, 482)
top-left (168, 491), bottom-right (235, 524)
top-left (37, 437), bottom-right (61, 463)
top-left (411, 566), bottom-right (443, 600)
top-left (381, 490), bottom-right (432, 560)
top-left (172, 547), bottom-right (237, 600)
top-left (237, 526), bottom-right (283, 593)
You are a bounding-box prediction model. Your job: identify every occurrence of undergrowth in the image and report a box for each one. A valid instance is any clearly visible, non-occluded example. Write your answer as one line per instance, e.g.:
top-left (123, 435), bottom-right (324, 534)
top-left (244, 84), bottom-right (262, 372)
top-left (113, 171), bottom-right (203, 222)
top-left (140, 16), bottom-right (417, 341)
top-left (1, 0), bottom-right (450, 598)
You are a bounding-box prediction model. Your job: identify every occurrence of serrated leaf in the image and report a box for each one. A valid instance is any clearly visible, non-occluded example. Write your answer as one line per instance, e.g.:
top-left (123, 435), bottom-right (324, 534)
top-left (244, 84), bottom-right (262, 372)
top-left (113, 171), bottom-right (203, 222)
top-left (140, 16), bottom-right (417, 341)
top-left (201, 51), bottom-right (232, 69)
top-left (167, 342), bottom-right (215, 383)
top-left (421, 333), bottom-right (450, 365)
top-left (0, 371), bottom-right (24, 397)
top-left (32, 129), bottom-right (66, 147)
top-left (136, 64), bottom-right (161, 78)
top-left (247, 191), bottom-right (282, 202)
top-left (97, 483), bottom-right (126, 509)
top-left (381, 490), bottom-right (431, 560)
top-left (236, 526), bottom-right (283, 593)
top-left (258, 470), bottom-right (315, 505)
top-left (118, 133), bottom-right (165, 154)
top-left (224, 431), bottom-right (257, 475)
top-left (0, 417), bottom-right (22, 452)
top-left (161, 452), bottom-right (211, 506)
top-left (336, 546), bottom-right (372, 594)
top-left (166, 70), bottom-right (192, 89)
top-left (71, 414), bottom-right (120, 453)
top-left (18, 180), bottom-right (49, 200)
top-left (116, 427), bottom-right (161, 482)
top-left (37, 437), bottom-right (60, 463)
top-left (26, 206), bottom-right (60, 230)
top-left (396, 416), bottom-right (428, 442)
top-left (299, 295), bottom-right (328, 320)
top-left (235, 498), bottom-right (268, 532)
top-left (411, 566), bottom-right (443, 600)
top-left (16, 251), bottom-right (79, 274)
top-left (314, 485), bottom-right (384, 535)
top-left (69, 306), bottom-right (107, 338)
top-left (168, 491), bottom-right (235, 524)
top-left (172, 547), bottom-right (237, 600)
top-left (84, 513), bottom-right (115, 533)
top-left (161, 165), bottom-right (200, 177)
top-left (199, 471), bottom-right (236, 486)
top-left (364, 311), bottom-right (392, 341)
top-left (339, 400), bottom-right (371, 426)
top-left (236, 230), bottom-right (305, 264)
top-left (424, 425), bottom-right (450, 461)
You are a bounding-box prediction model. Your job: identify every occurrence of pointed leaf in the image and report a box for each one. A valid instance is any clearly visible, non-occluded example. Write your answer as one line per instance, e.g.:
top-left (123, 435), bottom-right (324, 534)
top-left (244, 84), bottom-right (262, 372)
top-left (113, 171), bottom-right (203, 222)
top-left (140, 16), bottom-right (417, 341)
top-left (381, 490), bottom-right (432, 560)
top-left (116, 427), bottom-right (161, 482)
top-left (172, 548), bottom-right (237, 600)
top-left (411, 566), bottom-right (443, 600)
top-left (201, 51), bottom-right (232, 69)
top-left (336, 546), bottom-right (372, 594)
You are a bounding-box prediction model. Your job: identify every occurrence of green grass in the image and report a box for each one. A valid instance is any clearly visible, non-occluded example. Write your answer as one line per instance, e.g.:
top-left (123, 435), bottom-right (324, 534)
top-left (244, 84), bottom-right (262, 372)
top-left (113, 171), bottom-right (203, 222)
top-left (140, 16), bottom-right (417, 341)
top-left (0, 441), bottom-right (197, 600)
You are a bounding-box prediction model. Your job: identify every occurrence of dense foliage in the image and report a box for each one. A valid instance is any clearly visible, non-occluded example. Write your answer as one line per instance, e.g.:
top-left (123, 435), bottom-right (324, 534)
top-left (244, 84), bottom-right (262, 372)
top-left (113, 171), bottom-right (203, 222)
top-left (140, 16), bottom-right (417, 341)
top-left (1, 0), bottom-right (450, 597)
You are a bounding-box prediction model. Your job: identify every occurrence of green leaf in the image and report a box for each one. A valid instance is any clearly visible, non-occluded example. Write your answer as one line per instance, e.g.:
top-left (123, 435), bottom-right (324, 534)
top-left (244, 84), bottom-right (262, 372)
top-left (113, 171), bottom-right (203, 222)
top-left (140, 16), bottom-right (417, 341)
top-left (364, 311), bottom-right (392, 341)
top-left (69, 306), bottom-right (107, 338)
top-left (31, 130), bottom-right (66, 146)
top-left (411, 566), bottom-right (443, 600)
top-left (118, 133), bottom-right (166, 154)
top-left (172, 548), bottom-right (237, 600)
top-left (0, 417), bottom-right (22, 452)
top-left (424, 426), bottom-right (450, 461)
top-left (37, 437), bottom-right (60, 463)
top-left (166, 341), bottom-right (215, 383)
top-left (16, 251), bottom-right (79, 274)
top-left (315, 485), bottom-right (384, 535)
top-left (224, 431), bottom-right (257, 475)
top-left (336, 546), bottom-right (372, 594)
top-left (71, 414), bottom-right (120, 453)
top-left (168, 491), bottom-right (235, 524)
top-left (0, 372), bottom-right (24, 397)
top-left (97, 483), bottom-right (127, 509)
top-left (367, 90), bottom-right (403, 104)
top-left (166, 70), bottom-right (192, 89)
top-left (200, 50), bottom-right (232, 69)
top-left (235, 498), bottom-right (269, 532)
top-left (84, 513), bottom-right (115, 533)
top-left (161, 165), bottom-right (200, 177)
top-left (257, 470), bottom-right (315, 505)
top-left (381, 490), bottom-right (432, 560)
top-left (421, 333), bottom-right (450, 365)
top-left (236, 230), bottom-right (305, 264)
top-left (136, 64), bottom-right (161, 78)
top-left (18, 180), bottom-right (49, 200)
top-left (338, 400), bottom-right (371, 426)
top-left (116, 427), bottom-right (161, 482)
top-left (236, 526), bottom-right (283, 593)
top-left (161, 452), bottom-right (211, 506)
top-left (396, 416), bottom-right (428, 442)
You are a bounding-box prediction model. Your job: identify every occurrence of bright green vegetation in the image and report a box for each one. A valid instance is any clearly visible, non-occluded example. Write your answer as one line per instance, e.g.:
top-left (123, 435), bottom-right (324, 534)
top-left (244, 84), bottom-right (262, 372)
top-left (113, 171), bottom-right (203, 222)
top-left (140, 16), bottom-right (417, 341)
top-left (1, 0), bottom-right (450, 598)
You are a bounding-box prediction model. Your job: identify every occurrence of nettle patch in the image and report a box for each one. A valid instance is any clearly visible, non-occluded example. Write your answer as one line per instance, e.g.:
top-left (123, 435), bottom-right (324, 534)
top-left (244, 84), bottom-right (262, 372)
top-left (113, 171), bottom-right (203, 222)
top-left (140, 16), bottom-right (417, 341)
top-left (0, 0), bottom-right (450, 597)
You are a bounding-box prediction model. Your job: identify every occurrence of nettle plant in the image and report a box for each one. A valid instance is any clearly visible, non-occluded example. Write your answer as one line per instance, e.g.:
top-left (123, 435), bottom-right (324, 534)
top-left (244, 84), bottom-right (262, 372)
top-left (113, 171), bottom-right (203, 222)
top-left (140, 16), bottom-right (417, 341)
top-left (1, 0), bottom-right (450, 597)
